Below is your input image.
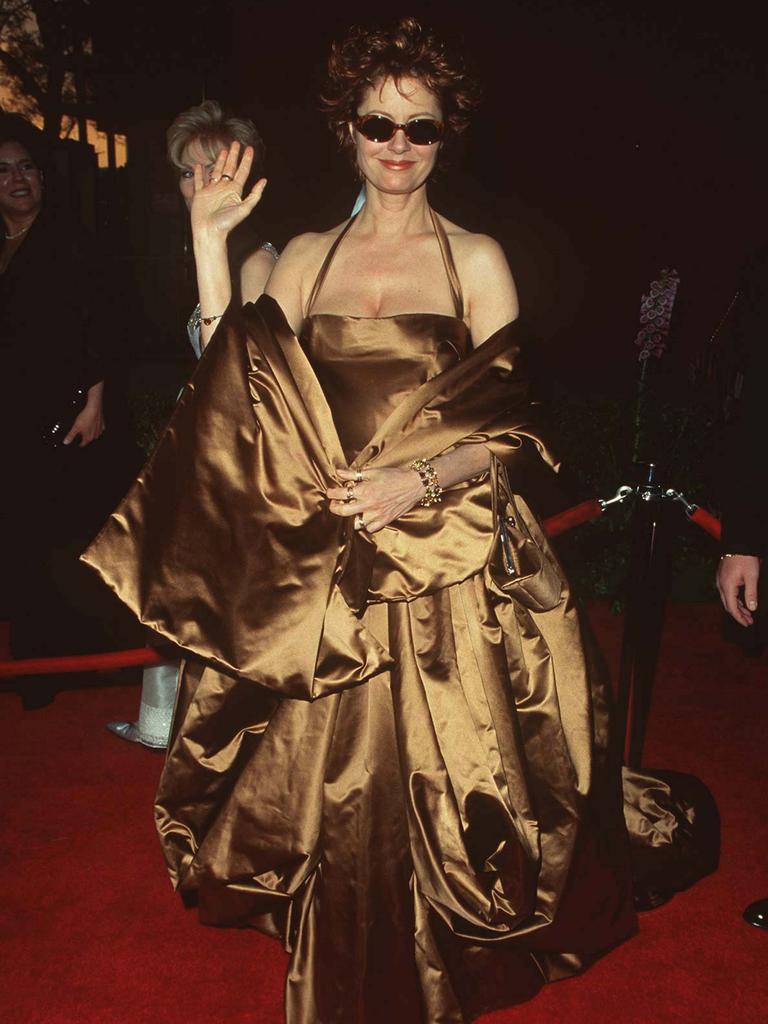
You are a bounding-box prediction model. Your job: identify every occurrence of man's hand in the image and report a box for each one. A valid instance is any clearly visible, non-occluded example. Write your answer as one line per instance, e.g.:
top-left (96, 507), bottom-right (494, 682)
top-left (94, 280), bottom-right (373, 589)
top-left (716, 553), bottom-right (761, 626)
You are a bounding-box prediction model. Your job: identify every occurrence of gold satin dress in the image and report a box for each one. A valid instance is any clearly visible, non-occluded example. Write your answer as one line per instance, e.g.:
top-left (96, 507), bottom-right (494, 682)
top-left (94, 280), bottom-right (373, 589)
top-left (84, 212), bottom-right (717, 1024)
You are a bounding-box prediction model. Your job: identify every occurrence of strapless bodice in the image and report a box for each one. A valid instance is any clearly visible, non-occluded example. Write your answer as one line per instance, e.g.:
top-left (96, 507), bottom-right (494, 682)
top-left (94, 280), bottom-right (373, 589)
top-left (301, 312), bottom-right (469, 458)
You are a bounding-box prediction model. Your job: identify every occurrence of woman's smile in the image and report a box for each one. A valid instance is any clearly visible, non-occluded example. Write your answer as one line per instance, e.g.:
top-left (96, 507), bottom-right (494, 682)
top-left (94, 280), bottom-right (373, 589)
top-left (0, 141), bottom-right (44, 223)
top-left (378, 158), bottom-right (417, 170)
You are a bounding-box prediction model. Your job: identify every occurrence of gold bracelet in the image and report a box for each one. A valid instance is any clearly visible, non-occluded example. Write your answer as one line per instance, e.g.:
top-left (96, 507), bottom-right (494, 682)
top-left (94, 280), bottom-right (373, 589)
top-left (410, 458), bottom-right (442, 507)
top-left (201, 312), bottom-right (224, 326)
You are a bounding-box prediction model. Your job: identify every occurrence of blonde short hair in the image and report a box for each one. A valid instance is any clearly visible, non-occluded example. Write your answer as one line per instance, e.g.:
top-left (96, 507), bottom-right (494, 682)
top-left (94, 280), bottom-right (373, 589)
top-left (166, 100), bottom-right (265, 178)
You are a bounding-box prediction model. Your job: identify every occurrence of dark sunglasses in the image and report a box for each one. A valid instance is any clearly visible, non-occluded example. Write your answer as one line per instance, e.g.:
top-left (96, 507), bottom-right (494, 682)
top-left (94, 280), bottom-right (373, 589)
top-left (354, 114), bottom-right (445, 146)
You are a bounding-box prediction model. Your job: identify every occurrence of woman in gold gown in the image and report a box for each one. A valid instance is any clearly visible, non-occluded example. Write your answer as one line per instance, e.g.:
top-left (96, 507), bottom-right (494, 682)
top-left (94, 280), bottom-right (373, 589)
top-left (84, 18), bottom-right (717, 1024)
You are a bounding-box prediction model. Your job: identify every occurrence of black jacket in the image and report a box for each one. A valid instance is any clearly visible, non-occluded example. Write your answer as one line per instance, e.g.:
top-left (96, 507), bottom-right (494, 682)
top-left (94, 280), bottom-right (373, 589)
top-left (720, 245), bottom-right (768, 558)
top-left (0, 208), bottom-right (106, 441)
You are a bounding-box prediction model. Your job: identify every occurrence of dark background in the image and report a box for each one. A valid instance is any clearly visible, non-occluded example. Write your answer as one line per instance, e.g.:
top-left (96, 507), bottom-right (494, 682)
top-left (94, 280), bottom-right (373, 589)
top-left (89, 0), bottom-right (767, 400)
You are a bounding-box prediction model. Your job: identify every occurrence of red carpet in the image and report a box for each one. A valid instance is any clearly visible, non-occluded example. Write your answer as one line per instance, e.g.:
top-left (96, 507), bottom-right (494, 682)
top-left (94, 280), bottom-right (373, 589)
top-left (1, 602), bottom-right (766, 1023)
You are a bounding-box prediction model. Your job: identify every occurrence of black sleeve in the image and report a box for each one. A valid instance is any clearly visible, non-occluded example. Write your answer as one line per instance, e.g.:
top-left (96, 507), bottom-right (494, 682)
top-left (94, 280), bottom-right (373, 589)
top-left (68, 228), bottom-right (110, 391)
top-left (720, 248), bottom-right (768, 556)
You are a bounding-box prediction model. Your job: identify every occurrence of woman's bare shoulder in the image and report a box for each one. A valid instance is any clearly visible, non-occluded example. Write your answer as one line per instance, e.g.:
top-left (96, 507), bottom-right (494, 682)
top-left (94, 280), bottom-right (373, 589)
top-left (435, 219), bottom-right (519, 343)
top-left (265, 222), bottom-right (350, 330)
top-left (438, 216), bottom-right (508, 267)
top-left (273, 222), bottom-right (350, 272)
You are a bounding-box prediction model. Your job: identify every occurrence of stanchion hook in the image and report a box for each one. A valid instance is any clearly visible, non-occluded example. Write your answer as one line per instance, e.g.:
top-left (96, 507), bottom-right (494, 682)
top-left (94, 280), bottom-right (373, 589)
top-left (664, 488), bottom-right (696, 516)
top-left (599, 485), bottom-right (634, 510)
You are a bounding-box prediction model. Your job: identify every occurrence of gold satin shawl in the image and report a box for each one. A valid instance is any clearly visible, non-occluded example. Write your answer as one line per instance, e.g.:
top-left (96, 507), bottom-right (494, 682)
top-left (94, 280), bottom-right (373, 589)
top-left (82, 294), bottom-right (560, 700)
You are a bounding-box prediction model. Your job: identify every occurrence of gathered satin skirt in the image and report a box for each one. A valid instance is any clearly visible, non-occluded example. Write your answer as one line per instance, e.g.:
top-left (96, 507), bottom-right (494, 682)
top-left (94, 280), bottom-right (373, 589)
top-left (77, 294), bottom-right (717, 1023)
top-left (150, 569), bottom-right (721, 1023)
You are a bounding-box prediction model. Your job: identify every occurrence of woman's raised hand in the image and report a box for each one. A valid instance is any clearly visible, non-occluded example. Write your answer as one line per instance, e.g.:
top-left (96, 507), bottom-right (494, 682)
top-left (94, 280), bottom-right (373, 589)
top-left (190, 141), bottom-right (267, 241)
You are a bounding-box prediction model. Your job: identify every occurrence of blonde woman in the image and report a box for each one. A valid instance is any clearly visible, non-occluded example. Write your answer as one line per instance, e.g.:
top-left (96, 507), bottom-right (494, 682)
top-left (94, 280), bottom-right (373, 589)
top-left (107, 101), bottom-right (277, 747)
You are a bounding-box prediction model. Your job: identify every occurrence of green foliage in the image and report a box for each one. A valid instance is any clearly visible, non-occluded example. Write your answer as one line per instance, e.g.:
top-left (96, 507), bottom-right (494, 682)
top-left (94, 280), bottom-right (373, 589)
top-left (550, 387), bottom-right (720, 603)
top-left (127, 357), bottom-right (191, 456)
top-left (0, 1), bottom-right (89, 133)
top-left (129, 387), bottom-right (179, 457)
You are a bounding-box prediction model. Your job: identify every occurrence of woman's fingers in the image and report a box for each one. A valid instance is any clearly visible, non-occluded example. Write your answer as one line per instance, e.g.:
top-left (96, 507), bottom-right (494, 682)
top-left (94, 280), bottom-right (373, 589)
top-left (233, 145), bottom-right (253, 186)
top-left (205, 147), bottom-right (228, 186)
top-left (221, 140), bottom-right (241, 180)
top-left (195, 143), bottom-right (256, 198)
top-left (213, 146), bottom-right (229, 176)
top-left (326, 483), bottom-right (362, 501)
top-left (242, 178), bottom-right (267, 210)
top-left (327, 501), bottom-right (383, 534)
top-left (328, 498), bottom-right (365, 517)
top-left (327, 467), bottom-right (419, 529)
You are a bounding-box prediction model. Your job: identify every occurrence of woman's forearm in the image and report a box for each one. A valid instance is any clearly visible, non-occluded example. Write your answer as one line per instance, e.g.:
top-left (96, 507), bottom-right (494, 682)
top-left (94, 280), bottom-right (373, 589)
top-left (187, 144), bottom-right (267, 349)
top-left (193, 231), bottom-right (231, 348)
top-left (429, 442), bottom-right (491, 490)
top-left (332, 444), bottom-right (493, 533)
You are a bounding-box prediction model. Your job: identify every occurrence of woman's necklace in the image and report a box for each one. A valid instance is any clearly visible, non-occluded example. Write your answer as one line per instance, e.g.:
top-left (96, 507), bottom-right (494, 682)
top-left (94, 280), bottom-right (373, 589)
top-left (3, 222), bottom-right (33, 241)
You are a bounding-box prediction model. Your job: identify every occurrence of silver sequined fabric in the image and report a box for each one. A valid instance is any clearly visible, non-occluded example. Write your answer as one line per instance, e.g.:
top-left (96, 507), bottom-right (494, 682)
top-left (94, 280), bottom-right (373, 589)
top-left (137, 662), bottom-right (180, 747)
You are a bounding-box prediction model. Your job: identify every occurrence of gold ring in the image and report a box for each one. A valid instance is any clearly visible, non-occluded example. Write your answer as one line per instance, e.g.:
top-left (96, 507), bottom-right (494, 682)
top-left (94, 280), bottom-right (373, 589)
top-left (354, 470), bottom-right (363, 483)
top-left (354, 514), bottom-right (365, 531)
top-left (345, 480), bottom-right (357, 500)
top-left (220, 173), bottom-right (234, 181)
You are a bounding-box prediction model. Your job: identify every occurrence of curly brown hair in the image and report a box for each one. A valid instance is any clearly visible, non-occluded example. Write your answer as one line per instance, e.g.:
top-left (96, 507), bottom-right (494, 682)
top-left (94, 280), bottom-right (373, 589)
top-left (320, 17), bottom-right (480, 158)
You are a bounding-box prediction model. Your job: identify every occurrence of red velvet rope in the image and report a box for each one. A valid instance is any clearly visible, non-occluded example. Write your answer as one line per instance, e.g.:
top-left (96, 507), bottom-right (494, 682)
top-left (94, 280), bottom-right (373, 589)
top-left (0, 497), bottom-right (724, 682)
top-left (0, 646), bottom-right (165, 679)
top-left (542, 499), bottom-right (604, 537)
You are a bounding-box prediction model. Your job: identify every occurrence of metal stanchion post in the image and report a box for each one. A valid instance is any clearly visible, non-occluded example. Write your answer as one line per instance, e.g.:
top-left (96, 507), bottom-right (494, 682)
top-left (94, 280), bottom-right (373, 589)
top-left (615, 461), bottom-right (676, 768)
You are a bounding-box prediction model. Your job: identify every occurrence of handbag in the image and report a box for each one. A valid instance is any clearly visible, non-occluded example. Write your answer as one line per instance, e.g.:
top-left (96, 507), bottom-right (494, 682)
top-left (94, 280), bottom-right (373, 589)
top-left (486, 455), bottom-right (564, 612)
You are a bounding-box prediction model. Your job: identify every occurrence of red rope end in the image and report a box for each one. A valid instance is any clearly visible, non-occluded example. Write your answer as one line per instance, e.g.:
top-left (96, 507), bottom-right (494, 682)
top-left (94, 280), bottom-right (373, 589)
top-left (689, 506), bottom-right (722, 541)
top-left (543, 499), bottom-right (604, 537)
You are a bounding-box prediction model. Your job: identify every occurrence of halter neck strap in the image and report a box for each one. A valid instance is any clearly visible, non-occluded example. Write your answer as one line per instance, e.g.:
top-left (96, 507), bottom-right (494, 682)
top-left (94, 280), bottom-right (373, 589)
top-left (305, 214), bottom-right (359, 316)
top-left (429, 208), bottom-right (464, 319)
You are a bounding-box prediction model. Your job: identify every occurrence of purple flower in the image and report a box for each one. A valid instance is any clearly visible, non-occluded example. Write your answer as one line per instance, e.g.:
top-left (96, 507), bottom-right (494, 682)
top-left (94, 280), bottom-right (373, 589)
top-left (634, 268), bottom-right (680, 361)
